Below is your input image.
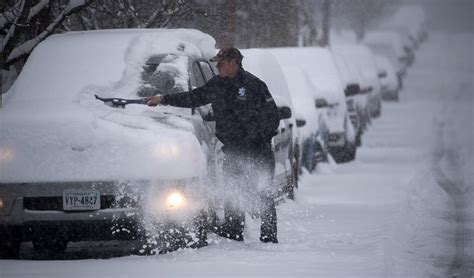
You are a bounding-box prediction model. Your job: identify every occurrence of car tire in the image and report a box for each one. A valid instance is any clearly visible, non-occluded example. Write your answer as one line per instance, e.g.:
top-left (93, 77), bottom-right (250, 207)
top-left (139, 210), bottom-right (209, 255)
top-left (330, 142), bottom-right (356, 163)
top-left (314, 141), bottom-right (328, 164)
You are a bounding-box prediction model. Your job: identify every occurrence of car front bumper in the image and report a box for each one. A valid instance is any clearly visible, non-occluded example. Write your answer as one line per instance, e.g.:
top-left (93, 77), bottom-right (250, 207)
top-left (0, 179), bottom-right (204, 242)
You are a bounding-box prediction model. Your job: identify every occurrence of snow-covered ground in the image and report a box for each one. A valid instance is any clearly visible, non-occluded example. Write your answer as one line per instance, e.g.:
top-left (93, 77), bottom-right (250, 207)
top-left (1, 32), bottom-right (473, 278)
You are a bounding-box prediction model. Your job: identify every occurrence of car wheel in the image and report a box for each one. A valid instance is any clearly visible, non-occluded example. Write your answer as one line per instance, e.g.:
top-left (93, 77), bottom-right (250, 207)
top-left (330, 142), bottom-right (356, 163)
top-left (393, 91), bottom-right (400, 102)
top-left (314, 141), bottom-right (328, 164)
top-left (139, 211), bottom-right (209, 255)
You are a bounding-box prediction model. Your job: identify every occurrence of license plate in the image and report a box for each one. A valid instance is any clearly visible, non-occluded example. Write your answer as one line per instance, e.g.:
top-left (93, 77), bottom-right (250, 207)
top-left (63, 190), bottom-right (100, 211)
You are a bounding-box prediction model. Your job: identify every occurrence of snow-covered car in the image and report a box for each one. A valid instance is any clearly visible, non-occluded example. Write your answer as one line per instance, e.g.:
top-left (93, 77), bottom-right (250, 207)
top-left (0, 29), bottom-right (295, 258)
top-left (332, 51), bottom-right (370, 147)
top-left (0, 29), bottom-right (221, 258)
top-left (374, 54), bottom-right (400, 101)
top-left (281, 65), bottom-right (329, 172)
top-left (240, 49), bottom-right (300, 198)
top-left (332, 43), bottom-right (383, 119)
top-left (387, 4), bottom-right (428, 44)
top-left (363, 30), bottom-right (410, 84)
top-left (269, 47), bottom-right (356, 163)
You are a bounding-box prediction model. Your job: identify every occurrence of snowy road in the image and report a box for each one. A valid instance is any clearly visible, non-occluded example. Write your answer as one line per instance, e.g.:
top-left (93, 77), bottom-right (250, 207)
top-left (1, 32), bottom-right (473, 278)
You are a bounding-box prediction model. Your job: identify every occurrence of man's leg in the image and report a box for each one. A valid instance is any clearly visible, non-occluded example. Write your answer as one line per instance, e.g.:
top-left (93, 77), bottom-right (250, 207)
top-left (217, 151), bottom-right (246, 241)
top-left (257, 148), bottom-right (278, 243)
top-left (259, 193), bottom-right (278, 243)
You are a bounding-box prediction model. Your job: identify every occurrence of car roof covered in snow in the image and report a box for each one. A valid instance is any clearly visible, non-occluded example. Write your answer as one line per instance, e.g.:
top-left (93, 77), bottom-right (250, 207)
top-left (3, 29), bottom-right (216, 105)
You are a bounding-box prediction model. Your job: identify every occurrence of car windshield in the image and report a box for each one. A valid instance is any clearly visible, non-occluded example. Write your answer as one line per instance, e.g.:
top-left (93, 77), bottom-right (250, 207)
top-left (138, 54), bottom-right (189, 97)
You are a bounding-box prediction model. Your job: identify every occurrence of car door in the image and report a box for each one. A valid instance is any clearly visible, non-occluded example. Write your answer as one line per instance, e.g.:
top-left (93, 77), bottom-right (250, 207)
top-left (188, 59), bottom-right (223, 184)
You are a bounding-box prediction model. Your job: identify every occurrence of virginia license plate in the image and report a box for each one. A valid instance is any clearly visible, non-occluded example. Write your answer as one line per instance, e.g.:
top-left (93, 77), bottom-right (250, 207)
top-left (63, 190), bottom-right (100, 211)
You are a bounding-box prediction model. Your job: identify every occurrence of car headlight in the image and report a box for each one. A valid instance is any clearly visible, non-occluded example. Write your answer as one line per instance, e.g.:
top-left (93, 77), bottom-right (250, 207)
top-left (150, 189), bottom-right (188, 212)
top-left (0, 197), bottom-right (4, 210)
top-left (165, 191), bottom-right (186, 209)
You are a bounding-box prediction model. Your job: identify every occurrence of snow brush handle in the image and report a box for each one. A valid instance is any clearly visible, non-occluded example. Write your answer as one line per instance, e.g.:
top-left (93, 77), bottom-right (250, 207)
top-left (94, 94), bottom-right (147, 108)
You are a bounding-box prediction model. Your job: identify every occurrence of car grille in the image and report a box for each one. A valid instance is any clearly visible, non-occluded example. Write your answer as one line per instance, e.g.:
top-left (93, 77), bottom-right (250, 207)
top-left (23, 195), bottom-right (139, 211)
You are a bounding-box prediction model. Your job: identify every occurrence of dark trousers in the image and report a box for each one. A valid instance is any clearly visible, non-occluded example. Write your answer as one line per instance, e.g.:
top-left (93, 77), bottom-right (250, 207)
top-left (221, 146), bottom-right (277, 241)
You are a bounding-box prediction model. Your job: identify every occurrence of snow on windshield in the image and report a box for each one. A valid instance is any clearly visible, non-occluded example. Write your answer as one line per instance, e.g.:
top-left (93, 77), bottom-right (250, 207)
top-left (138, 54), bottom-right (190, 97)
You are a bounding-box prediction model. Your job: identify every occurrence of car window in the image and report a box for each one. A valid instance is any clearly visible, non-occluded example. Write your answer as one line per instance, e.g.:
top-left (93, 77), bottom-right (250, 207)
top-left (138, 54), bottom-right (190, 97)
top-left (199, 61), bottom-right (215, 81)
top-left (190, 60), bottom-right (215, 118)
top-left (191, 62), bottom-right (206, 88)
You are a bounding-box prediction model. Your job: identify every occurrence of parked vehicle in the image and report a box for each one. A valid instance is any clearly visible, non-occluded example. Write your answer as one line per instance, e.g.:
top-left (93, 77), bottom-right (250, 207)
top-left (374, 54), bottom-right (400, 101)
top-left (363, 31), bottom-right (410, 85)
top-left (376, 25), bottom-right (416, 66)
top-left (332, 43), bottom-right (383, 119)
top-left (240, 48), bottom-right (301, 198)
top-left (281, 65), bottom-right (330, 172)
top-left (269, 47), bottom-right (356, 163)
top-left (332, 51), bottom-right (370, 147)
top-left (388, 4), bottom-right (428, 44)
top-left (0, 29), bottom-right (295, 258)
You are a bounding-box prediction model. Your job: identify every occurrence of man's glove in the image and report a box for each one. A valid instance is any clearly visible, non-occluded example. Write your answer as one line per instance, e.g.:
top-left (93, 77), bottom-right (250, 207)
top-left (145, 95), bottom-right (163, 106)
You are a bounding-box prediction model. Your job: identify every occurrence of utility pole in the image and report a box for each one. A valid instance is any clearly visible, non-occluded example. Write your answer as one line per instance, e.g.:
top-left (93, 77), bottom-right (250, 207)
top-left (319, 0), bottom-right (331, 47)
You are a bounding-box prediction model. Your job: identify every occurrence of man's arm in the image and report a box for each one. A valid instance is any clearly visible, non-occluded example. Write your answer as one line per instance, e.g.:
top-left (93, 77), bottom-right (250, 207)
top-left (146, 79), bottom-right (218, 108)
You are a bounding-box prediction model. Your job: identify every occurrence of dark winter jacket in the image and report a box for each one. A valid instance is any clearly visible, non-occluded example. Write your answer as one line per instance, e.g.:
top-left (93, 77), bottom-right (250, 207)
top-left (161, 69), bottom-right (280, 152)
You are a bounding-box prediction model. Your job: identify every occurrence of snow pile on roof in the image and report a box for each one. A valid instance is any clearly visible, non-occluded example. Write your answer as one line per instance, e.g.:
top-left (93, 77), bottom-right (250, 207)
top-left (4, 29), bottom-right (216, 105)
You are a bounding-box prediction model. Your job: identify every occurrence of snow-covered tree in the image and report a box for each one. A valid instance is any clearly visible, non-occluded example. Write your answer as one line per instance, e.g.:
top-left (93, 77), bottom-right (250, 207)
top-left (1, 0), bottom-right (94, 70)
top-left (1, 0), bottom-right (94, 94)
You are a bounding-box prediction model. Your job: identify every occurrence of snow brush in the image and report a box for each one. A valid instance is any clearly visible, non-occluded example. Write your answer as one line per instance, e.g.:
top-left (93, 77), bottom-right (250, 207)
top-left (94, 94), bottom-right (147, 108)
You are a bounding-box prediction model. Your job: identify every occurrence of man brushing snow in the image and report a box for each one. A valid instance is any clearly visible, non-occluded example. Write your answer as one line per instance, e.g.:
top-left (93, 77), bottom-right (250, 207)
top-left (146, 47), bottom-right (280, 243)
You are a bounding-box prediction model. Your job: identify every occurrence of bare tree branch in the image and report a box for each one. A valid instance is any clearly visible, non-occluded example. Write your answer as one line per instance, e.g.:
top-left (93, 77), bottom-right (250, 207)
top-left (5, 0), bottom-right (93, 68)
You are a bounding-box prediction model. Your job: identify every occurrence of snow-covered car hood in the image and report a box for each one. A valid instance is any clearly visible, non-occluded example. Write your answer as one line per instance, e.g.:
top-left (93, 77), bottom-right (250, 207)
top-left (0, 102), bottom-right (207, 183)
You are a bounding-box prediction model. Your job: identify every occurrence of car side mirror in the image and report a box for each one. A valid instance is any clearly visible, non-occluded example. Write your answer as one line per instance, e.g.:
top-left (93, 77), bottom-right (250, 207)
top-left (344, 84), bottom-right (360, 97)
top-left (296, 119), bottom-right (306, 128)
top-left (278, 106), bottom-right (292, 120)
top-left (378, 71), bottom-right (387, 78)
top-left (315, 98), bottom-right (329, 109)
